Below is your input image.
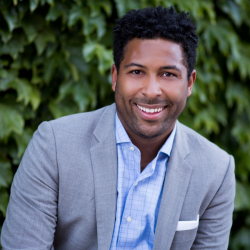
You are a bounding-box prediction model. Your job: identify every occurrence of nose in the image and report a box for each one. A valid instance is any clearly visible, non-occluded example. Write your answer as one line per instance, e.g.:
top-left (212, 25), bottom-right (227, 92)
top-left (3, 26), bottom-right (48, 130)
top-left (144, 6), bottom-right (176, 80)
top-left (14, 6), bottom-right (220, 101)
top-left (141, 76), bottom-right (162, 98)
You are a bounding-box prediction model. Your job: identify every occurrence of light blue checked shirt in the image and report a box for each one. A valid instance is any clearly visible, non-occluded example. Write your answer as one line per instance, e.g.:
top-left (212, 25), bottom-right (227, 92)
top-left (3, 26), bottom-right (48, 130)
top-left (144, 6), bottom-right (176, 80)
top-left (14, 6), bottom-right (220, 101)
top-left (110, 113), bottom-right (176, 250)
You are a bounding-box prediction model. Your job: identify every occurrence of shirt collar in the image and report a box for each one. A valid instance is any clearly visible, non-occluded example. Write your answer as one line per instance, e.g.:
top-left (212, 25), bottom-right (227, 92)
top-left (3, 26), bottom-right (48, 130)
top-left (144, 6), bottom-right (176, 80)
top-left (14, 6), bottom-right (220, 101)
top-left (160, 122), bottom-right (176, 157)
top-left (115, 112), bottom-right (176, 157)
top-left (115, 112), bottom-right (131, 144)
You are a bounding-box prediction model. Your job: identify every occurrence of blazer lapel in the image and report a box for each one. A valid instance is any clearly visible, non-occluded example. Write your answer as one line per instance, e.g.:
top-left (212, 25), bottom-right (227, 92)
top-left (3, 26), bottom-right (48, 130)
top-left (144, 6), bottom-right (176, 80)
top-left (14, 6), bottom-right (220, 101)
top-left (90, 104), bottom-right (117, 250)
top-left (153, 122), bottom-right (193, 250)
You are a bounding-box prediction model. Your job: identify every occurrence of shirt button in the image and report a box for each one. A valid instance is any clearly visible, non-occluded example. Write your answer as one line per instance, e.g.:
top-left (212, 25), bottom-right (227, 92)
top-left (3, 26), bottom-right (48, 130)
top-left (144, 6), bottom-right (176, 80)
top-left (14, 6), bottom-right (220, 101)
top-left (134, 182), bottom-right (138, 186)
top-left (130, 147), bottom-right (134, 151)
top-left (127, 216), bottom-right (132, 222)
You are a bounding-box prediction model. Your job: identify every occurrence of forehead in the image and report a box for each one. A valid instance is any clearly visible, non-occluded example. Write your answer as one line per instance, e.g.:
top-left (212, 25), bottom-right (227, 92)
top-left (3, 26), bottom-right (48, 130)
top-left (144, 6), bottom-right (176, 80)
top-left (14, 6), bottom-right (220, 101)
top-left (122, 38), bottom-right (184, 68)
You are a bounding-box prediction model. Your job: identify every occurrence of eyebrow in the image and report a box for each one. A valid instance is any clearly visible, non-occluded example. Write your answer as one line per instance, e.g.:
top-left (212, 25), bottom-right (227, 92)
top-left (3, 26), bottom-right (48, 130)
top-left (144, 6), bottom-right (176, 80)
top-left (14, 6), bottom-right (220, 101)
top-left (159, 66), bottom-right (182, 73)
top-left (124, 63), bottom-right (182, 73)
top-left (124, 63), bottom-right (147, 69)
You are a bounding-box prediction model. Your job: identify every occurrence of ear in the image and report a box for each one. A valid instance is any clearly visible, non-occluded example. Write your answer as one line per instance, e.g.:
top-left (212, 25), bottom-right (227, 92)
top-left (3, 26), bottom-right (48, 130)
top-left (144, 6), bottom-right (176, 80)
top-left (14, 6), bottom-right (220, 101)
top-left (187, 69), bottom-right (196, 97)
top-left (111, 64), bottom-right (118, 92)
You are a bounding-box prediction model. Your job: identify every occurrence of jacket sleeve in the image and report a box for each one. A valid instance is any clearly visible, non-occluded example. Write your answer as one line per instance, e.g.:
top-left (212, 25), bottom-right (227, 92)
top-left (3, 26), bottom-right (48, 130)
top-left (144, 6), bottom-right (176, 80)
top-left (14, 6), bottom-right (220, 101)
top-left (1, 122), bottom-right (58, 250)
top-left (192, 155), bottom-right (236, 250)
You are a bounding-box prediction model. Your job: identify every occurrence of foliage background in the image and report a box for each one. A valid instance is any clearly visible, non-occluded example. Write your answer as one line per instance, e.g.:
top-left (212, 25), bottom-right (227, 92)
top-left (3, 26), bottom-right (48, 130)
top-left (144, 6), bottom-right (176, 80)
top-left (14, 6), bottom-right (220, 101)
top-left (0, 0), bottom-right (250, 248)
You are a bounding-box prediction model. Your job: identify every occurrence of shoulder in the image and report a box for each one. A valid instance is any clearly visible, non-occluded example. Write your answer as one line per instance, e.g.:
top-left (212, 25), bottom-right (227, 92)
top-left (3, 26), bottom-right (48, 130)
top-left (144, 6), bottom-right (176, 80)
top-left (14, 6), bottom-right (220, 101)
top-left (34, 103), bottom-right (116, 147)
top-left (40, 104), bottom-right (115, 136)
top-left (175, 121), bottom-right (233, 186)
top-left (177, 121), bottom-right (230, 162)
top-left (49, 105), bottom-right (108, 132)
top-left (176, 122), bottom-right (235, 213)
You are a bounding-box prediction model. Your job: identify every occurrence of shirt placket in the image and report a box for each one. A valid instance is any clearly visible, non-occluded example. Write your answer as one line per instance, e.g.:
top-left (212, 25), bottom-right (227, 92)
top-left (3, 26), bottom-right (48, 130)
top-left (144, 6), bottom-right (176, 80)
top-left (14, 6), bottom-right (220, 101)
top-left (117, 148), bottom-right (158, 247)
top-left (121, 143), bottom-right (140, 222)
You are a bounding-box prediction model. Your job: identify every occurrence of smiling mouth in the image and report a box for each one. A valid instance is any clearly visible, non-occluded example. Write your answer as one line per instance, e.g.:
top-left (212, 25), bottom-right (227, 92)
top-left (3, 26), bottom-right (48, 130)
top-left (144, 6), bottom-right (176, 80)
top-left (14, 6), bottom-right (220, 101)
top-left (136, 104), bottom-right (165, 114)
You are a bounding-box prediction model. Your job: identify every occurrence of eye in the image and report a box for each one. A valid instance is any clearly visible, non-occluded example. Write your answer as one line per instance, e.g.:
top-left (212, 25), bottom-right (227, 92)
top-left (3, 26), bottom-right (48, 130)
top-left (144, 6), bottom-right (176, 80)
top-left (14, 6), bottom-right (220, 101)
top-left (162, 72), bottom-right (177, 77)
top-left (132, 70), bottom-right (141, 75)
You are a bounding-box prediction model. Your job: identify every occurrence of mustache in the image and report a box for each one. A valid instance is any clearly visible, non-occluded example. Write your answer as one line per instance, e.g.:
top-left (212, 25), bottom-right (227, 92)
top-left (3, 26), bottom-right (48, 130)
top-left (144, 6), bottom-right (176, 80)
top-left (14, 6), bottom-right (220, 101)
top-left (132, 98), bottom-right (172, 106)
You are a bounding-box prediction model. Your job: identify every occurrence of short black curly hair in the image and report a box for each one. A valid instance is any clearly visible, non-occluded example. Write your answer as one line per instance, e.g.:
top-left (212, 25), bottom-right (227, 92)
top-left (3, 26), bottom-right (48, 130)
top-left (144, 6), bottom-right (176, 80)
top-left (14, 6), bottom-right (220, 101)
top-left (113, 6), bottom-right (198, 78)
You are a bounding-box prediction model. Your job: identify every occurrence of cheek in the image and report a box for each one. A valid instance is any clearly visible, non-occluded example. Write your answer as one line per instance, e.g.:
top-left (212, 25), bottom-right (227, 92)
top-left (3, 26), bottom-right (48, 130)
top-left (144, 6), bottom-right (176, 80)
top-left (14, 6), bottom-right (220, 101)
top-left (162, 84), bottom-right (187, 102)
top-left (116, 79), bottom-right (141, 99)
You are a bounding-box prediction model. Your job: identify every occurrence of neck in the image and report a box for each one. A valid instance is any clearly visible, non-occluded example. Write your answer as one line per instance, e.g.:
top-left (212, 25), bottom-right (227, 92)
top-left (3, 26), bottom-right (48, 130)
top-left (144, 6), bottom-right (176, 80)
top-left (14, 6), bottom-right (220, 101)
top-left (120, 119), bottom-right (176, 172)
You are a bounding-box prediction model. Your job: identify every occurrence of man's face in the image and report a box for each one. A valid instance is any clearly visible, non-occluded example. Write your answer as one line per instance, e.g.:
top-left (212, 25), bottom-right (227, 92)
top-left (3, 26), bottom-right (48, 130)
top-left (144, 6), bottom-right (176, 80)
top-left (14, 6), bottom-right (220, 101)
top-left (111, 38), bottom-right (196, 139)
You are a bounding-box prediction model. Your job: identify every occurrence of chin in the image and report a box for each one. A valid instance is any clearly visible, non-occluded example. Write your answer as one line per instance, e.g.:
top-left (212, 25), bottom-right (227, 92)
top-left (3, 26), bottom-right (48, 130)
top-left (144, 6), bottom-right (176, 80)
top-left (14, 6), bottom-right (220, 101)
top-left (133, 127), bottom-right (166, 139)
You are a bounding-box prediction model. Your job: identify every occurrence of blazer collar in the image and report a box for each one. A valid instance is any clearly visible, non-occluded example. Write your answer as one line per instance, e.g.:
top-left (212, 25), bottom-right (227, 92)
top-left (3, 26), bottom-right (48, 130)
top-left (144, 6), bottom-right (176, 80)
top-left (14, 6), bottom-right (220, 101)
top-left (91, 103), bottom-right (118, 250)
top-left (153, 121), bottom-right (193, 250)
top-left (174, 121), bottom-right (190, 159)
top-left (93, 103), bottom-right (117, 143)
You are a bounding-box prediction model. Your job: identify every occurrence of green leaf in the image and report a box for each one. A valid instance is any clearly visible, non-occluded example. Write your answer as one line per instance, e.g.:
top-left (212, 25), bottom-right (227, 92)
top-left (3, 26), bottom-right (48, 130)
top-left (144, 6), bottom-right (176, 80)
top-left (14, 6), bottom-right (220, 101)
top-left (68, 6), bottom-right (106, 39)
top-left (82, 42), bottom-right (97, 62)
top-left (0, 155), bottom-right (13, 188)
top-left (226, 82), bottom-right (249, 113)
top-left (68, 5), bottom-right (86, 27)
top-left (68, 62), bottom-right (79, 81)
top-left (17, 1), bottom-right (30, 19)
top-left (2, 7), bottom-right (19, 32)
top-left (34, 27), bottom-right (56, 55)
top-left (0, 1), bottom-right (11, 12)
top-left (193, 104), bottom-right (226, 135)
top-left (95, 45), bottom-right (113, 74)
top-left (12, 79), bottom-right (32, 105)
top-left (29, 86), bottom-right (41, 110)
top-left (40, 0), bottom-right (54, 5)
top-left (0, 27), bottom-right (12, 43)
top-left (22, 14), bottom-right (44, 43)
top-left (73, 86), bottom-right (90, 111)
top-left (56, 80), bottom-right (96, 111)
top-left (46, 2), bottom-right (69, 24)
top-left (73, 81), bottom-right (96, 111)
top-left (230, 226), bottom-right (250, 250)
top-left (114, 0), bottom-right (127, 17)
top-left (57, 80), bottom-right (74, 102)
top-left (87, 0), bottom-right (112, 16)
top-left (0, 33), bottom-right (27, 59)
top-left (48, 99), bottom-right (78, 119)
top-left (46, 4), bottom-right (61, 21)
top-left (232, 122), bottom-right (250, 149)
top-left (114, 0), bottom-right (140, 17)
top-left (234, 181), bottom-right (250, 211)
top-left (0, 76), bottom-right (41, 110)
top-left (13, 128), bottom-right (33, 157)
top-left (230, 227), bottom-right (250, 249)
top-left (43, 52), bottom-right (64, 83)
top-left (84, 14), bottom-right (106, 39)
top-left (82, 43), bottom-right (113, 74)
top-left (45, 42), bottom-right (57, 58)
top-left (220, 0), bottom-right (243, 26)
top-left (0, 103), bottom-right (24, 139)
top-left (0, 188), bottom-right (9, 216)
top-left (30, 0), bottom-right (39, 12)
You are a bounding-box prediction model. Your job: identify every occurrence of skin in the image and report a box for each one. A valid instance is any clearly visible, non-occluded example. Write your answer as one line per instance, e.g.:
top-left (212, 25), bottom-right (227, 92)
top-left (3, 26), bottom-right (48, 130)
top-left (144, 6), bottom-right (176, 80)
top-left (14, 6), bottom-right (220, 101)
top-left (111, 38), bottom-right (196, 172)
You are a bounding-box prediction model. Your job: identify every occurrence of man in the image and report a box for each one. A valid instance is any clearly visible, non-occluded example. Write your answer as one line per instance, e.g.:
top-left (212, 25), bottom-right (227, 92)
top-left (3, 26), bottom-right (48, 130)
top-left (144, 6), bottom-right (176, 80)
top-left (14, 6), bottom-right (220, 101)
top-left (1, 6), bottom-right (235, 250)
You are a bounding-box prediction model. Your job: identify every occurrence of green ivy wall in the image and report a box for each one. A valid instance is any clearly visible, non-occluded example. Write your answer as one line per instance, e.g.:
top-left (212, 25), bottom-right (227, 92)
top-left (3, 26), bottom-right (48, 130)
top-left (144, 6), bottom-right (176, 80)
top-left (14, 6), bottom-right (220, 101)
top-left (0, 0), bottom-right (250, 248)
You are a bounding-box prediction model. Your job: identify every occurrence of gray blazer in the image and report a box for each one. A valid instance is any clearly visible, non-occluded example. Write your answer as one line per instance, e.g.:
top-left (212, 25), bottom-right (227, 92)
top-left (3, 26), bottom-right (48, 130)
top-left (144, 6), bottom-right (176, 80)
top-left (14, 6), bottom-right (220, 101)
top-left (1, 103), bottom-right (235, 250)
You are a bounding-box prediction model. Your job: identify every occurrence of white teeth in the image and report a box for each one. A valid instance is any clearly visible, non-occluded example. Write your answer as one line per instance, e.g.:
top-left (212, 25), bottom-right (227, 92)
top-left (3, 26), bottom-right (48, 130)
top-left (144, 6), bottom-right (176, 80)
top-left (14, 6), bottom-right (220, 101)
top-left (137, 104), bottom-right (164, 114)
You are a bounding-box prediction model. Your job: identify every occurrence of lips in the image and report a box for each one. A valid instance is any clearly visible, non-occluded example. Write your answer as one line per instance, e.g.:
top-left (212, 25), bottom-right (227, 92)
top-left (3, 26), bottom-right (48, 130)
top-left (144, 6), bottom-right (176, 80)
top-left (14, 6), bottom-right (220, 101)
top-left (136, 104), bottom-right (165, 114)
